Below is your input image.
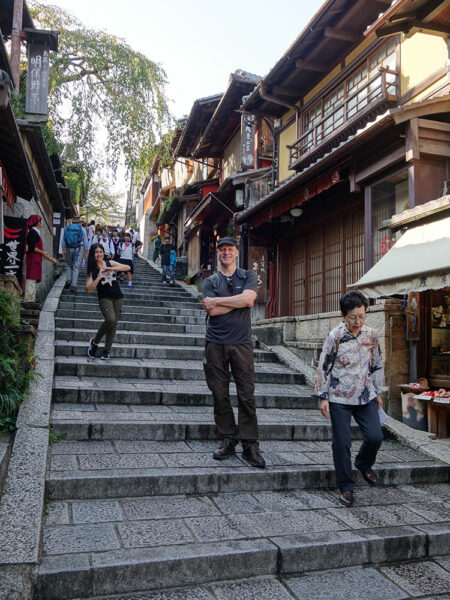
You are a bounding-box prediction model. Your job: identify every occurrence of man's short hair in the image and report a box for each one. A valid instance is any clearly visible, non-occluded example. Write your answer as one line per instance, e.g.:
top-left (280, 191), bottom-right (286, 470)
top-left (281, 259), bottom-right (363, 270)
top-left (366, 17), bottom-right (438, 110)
top-left (339, 290), bottom-right (368, 316)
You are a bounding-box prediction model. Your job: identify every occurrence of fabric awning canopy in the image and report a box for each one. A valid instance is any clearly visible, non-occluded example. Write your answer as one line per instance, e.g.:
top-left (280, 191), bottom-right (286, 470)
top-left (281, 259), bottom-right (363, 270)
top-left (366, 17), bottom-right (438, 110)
top-left (351, 216), bottom-right (450, 297)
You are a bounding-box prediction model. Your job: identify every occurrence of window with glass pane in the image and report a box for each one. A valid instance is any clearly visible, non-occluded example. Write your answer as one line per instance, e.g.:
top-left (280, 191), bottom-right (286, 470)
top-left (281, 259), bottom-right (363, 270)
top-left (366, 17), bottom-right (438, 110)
top-left (303, 103), bottom-right (322, 152)
top-left (371, 172), bottom-right (409, 264)
top-left (323, 84), bottom-right (344, 139)
top-left (298, 39), bottom-right (397, 157)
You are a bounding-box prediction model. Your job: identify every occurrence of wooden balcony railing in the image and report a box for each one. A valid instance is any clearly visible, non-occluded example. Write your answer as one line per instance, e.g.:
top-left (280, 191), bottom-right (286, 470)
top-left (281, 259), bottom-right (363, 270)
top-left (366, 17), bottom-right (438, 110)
top-left (289, 68), bottom-right (399, 170)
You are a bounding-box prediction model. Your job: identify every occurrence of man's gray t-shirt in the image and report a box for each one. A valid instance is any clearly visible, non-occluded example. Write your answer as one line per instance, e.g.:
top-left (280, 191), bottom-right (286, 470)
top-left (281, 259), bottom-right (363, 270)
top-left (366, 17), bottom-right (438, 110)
top-left (203, 270), bottom-right (258, 345)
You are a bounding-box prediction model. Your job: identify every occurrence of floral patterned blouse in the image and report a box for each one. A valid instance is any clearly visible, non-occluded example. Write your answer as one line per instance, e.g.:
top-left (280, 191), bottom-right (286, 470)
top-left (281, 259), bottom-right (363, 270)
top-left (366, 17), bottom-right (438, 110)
top-left (315, 322), bottom-right (384, 405)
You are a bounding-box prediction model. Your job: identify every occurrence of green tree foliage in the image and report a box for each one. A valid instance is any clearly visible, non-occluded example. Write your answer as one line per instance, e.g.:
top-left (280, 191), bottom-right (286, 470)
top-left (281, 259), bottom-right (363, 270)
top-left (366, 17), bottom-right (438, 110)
top-left (28, 1), bottom-right (174, 181)
top-left (78, 179), bottom-right (123, 224)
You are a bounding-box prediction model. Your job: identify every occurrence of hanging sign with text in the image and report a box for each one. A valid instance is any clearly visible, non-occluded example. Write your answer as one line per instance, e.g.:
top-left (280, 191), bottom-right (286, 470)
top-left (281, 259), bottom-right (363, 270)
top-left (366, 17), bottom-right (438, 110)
top-left (0, 216), bottom-right (27, 285)
top-left (249, 245), bottom-right (268, 302)
top-left (241, 113), bottom-right (255, 170)
top-left (25, 42), bottom-right (50, 115)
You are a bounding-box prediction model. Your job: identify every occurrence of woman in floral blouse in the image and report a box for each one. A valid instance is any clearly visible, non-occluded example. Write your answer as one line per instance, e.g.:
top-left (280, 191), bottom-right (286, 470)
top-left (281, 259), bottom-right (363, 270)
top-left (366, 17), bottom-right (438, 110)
top-left (316, 290), bottom-right (384, 507)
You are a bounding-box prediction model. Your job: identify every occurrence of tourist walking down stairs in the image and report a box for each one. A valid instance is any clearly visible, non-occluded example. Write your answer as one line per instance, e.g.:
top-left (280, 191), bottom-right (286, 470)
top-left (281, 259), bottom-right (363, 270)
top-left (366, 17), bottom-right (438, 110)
top-left (86, 243), bottom-right (130, 360)
top-left (316, 290), bottom-right (384, 507)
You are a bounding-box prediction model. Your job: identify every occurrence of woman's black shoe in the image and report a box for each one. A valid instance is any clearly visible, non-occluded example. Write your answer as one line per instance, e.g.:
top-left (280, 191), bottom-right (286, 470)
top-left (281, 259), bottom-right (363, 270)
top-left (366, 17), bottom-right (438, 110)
top-left (100, 350), bottom-right (110, 360)
top-left (87, 338), bottom-right (98, 358)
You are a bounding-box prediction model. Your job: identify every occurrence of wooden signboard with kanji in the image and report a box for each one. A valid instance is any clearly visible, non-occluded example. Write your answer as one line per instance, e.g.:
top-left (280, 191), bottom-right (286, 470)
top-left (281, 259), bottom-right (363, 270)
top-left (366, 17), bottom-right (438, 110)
top-left (248, 246), bottom-right (268, 302)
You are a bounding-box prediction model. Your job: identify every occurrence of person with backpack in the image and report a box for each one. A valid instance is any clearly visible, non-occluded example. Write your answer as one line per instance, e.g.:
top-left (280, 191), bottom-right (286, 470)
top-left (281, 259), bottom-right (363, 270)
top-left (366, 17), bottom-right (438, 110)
top-left (202, 237), bottom-right (265, 469)
top-left (316, 290), bottom-right (384, 508)
top-left (61, 216), bottom-right (88, 292)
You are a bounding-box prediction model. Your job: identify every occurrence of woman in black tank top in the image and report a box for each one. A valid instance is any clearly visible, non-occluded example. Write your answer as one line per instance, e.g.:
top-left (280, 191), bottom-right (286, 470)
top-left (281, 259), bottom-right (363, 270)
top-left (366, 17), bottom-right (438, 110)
top-left (85, 243), bottom-right (130, 359)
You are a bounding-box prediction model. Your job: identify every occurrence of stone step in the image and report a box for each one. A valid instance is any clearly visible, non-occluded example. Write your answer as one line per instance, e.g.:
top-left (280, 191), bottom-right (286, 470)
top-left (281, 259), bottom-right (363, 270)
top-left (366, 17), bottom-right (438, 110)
top-left (54, 340), bottom-right (278, 362)
top-left (50, 406), bottom-right (337, 442)
top-left (59, 297), bottom-right (201, 309)
top-left (52, 377), bottom-right (314, 408)
top-left (56, 308), bottom-right (206, 325)
top-left (55, 327), bottom-right (206, 346)
top-left (35, 557), bottom-right (450, 600)
top-left (61, 290), bottom-right (200, 304)
top-left (54, 317), bottom-right (205, 335)
top-left (53, 356), bottom-right (305, 384)
top-left (45, 436), bottom-right (448, 500)
top-left (75, 279), bottom-right (195, 293)
top-left (58, 300), bottom-right (205, 317)
top-left (36, 482), bottom-right (450, 599)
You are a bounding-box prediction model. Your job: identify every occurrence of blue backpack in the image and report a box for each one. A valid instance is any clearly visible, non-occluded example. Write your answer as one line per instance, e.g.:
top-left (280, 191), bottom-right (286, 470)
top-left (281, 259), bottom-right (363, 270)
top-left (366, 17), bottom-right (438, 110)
top-left (64, 224), bottom-right (83, 248)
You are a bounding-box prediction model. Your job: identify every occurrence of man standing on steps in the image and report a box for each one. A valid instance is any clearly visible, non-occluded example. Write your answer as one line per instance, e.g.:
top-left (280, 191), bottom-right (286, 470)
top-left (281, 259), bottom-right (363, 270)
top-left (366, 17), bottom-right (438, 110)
top-left (159, 236), bottom-right (175, 285)
top-left (202, 237), bottom-right (265, 468)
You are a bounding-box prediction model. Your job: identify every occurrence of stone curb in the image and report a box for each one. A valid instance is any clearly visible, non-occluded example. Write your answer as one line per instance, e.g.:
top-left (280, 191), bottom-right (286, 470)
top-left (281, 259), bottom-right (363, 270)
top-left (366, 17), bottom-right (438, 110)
top-left (384, 417), bottom-right (450, 465)
top-left (0, 273), bottom-right (66, 600)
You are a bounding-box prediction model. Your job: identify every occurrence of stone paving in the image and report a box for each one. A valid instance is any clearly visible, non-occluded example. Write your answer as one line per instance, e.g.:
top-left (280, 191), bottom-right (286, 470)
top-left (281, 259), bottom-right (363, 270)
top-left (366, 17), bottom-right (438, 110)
top-left (33, 260), bottom-right (450, 599)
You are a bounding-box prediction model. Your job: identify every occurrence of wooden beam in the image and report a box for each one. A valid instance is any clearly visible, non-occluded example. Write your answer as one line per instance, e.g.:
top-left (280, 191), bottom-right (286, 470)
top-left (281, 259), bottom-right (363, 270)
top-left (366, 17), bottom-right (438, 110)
top-left (295, 58), bottom-right (328, 72)
top-left (271, 85), bottom-right (299, 98)
top-left (355, 146), bottom-right (405, 183)
top-left (406, 118), bottom-right (420, 162)
top-left (377, 18), bottom-right (450, 38)
top-left (324, 27), bottom-right (360, 42)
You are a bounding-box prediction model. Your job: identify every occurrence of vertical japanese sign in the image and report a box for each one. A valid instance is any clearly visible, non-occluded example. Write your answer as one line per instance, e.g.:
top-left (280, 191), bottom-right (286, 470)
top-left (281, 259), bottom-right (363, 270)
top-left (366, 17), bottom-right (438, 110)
top-left (241, 113), bottom-right (255, 170)
top-left (406, 291), bottom-right (420, 341)
top-left (0, 216), bottom-right (27, 286)
top-left (249, 246), bottom-right (268, 302)
top-left (25, 42), bottom-right (50, 115)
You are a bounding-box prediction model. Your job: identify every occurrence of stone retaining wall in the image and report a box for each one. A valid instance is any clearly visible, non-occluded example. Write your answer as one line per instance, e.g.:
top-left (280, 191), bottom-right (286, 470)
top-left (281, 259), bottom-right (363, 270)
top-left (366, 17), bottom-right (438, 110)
top-left (252, 299), bottom-right (408, 418)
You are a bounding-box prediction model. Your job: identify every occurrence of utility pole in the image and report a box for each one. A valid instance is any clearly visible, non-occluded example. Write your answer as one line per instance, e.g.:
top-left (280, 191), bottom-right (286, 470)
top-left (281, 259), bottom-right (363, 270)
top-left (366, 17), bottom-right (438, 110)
top-left (10, 0), bottom-right (24, 91)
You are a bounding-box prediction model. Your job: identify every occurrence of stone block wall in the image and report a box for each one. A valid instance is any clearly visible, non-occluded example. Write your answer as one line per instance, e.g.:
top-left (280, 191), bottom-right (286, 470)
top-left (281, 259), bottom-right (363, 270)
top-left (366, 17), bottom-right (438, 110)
top-left (252, 298), bottom-right (408, 417)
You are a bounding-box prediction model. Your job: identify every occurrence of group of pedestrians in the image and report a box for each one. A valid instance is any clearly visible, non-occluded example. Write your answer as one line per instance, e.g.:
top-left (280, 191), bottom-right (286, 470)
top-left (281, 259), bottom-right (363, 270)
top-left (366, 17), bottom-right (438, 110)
top-left (83, 231), bottom-right (385, 505)
top-left (62, 218), bottom-right (142, 292)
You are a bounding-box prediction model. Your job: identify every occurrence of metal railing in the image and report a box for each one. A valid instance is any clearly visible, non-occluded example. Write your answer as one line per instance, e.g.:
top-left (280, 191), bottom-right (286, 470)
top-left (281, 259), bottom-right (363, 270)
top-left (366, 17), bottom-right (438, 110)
top-left (289, 68), bottom-right (399, 168)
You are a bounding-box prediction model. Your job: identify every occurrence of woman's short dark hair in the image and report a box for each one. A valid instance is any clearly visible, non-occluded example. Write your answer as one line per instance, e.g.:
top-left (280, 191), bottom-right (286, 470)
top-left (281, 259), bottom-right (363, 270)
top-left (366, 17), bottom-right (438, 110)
top-left (87, 243), bottom-right (104, 277)
top-left (339, 290), bottom-right (368, 316)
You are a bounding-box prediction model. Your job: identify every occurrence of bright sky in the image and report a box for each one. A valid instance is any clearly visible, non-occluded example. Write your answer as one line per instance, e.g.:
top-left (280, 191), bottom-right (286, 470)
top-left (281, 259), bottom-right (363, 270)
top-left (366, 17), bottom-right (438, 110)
top-left (39, 0), bottom-right (325, 199)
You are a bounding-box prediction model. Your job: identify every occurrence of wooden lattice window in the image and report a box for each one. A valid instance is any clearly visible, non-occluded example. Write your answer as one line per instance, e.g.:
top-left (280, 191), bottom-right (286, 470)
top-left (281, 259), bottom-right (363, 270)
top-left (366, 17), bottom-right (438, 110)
top-left (290, 205), bottom-right (364, 316)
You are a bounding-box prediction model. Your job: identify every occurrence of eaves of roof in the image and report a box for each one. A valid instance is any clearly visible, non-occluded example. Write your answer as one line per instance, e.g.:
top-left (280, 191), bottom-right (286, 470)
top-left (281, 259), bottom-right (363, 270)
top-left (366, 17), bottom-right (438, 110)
top-left (175, 93), bottom-right (223, 158)
top-left (241, 0), bottom-right (394, 117)
top-left (194, 71), bottom-right (261, 158)
top-left (0, 104), bottom-right (37, 200)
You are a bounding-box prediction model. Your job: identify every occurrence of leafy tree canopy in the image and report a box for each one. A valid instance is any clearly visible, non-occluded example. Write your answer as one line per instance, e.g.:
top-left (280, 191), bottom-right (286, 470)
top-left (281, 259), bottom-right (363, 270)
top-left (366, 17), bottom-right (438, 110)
top-left (27, 1), bottom-right (175, 182)
top-left (78, 179), bottom-right (123, 225)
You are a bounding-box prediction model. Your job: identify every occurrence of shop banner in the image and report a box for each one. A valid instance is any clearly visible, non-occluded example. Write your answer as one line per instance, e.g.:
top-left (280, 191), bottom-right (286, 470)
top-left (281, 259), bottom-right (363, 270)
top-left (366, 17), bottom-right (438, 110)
top-left (241, 113), bottom-right (255, 170)
top-left (0, 216), bottom-right (27, 286)
top-left (249, 245), bottom-right (268, 302)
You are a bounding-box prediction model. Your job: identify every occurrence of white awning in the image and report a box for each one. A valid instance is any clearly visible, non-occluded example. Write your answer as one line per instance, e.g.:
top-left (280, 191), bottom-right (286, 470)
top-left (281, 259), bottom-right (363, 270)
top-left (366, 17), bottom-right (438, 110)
top-left (351, 216), bottom-right (450, 297)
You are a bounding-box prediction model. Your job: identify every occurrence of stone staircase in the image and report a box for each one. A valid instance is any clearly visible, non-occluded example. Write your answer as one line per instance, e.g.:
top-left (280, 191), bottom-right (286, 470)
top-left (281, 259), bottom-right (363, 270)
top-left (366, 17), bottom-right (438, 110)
top-left (34, 260), bottom-right (450, 599)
